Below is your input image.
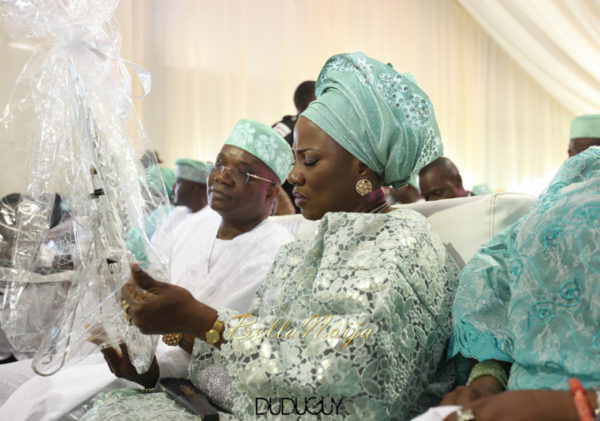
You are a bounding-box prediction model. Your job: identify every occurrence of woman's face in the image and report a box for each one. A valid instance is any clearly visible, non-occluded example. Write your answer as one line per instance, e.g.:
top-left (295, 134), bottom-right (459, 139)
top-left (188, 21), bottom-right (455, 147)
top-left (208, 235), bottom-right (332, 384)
top-left (288, 117), bottom-right (364, 220)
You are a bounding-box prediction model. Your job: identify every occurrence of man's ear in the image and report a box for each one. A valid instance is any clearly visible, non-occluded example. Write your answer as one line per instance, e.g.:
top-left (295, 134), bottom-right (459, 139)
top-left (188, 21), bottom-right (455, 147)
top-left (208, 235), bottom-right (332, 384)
top-left (455, 174), bottom-right (464, 190)
top-left (266, 184), bottom-right (279, 201)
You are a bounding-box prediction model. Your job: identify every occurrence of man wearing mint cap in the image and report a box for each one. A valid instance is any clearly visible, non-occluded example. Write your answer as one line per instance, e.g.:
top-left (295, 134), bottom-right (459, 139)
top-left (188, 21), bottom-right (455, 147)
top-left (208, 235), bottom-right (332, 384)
top-left (98, 119), bottom-right (295, 393)
top-left (162, 117), bottom-right (295, 320)
top-left (150, 158), bottom-right (216, 251)
top-left (568, 114), bottom-right (600, 157)
top-left (172, 159), bottom-right (210, 212)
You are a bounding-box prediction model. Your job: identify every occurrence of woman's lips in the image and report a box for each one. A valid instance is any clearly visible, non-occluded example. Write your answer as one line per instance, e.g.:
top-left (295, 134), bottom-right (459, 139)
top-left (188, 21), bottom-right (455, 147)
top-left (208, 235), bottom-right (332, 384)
top-left (293, 191), bottom-right (307, 207)
top-left (294, 197), bottom-right (307, 207)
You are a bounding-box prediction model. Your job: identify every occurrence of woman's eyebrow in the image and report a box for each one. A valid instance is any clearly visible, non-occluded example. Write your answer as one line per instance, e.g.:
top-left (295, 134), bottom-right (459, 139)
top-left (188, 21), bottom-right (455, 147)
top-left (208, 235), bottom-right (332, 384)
top-left (293, 147), bottom-right (318, 154)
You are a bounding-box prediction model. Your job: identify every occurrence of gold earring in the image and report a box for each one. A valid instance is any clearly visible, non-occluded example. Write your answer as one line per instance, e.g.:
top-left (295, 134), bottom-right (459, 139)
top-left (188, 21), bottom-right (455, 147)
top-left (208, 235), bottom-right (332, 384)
top-left (355, 179), bottom-right (373, 196)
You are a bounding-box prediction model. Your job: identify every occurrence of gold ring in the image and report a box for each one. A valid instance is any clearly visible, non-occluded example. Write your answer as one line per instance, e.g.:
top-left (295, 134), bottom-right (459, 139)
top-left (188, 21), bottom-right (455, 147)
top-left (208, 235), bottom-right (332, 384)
top-left (120, 300), bottom-right (130, 312)
top-left (456, 408), bottom-right (475, 421)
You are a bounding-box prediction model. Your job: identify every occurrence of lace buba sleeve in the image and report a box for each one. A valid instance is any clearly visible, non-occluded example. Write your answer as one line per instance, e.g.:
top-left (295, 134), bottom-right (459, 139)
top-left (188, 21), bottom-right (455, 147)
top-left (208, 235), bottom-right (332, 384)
top-left (212, 211), bottom-right (459, 420)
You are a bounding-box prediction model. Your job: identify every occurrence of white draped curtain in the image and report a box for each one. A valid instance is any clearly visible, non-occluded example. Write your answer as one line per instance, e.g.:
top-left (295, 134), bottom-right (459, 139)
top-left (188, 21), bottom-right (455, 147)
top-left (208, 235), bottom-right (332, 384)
top-left (459, 0), bottom-right (600, 115)
top-left (2, 0), bottom-right (596, 197)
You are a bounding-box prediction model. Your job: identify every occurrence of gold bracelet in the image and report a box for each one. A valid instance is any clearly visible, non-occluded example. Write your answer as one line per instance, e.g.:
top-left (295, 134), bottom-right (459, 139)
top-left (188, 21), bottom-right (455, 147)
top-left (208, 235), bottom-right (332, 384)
top-left (467, 360), bottom-right (508, 389)
top-left (161, 333), bottom-right (183, 346)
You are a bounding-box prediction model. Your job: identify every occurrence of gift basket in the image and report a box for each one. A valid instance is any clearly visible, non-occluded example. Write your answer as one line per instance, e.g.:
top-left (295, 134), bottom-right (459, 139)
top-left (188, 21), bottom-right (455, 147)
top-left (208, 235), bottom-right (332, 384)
top-left (0, 0), bottom-right (169, 375)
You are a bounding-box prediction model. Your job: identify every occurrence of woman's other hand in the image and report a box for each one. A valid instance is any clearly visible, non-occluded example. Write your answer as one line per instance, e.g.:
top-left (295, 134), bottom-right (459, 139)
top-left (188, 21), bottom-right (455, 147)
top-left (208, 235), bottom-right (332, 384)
top-left (441, 375), bottom-right (505, 406)
top-left (122, 263), bottom-right (200, 334)
top-left (443, 390), bottom-right (580, 421)
top-left (101, 343), bottom-right (159, 389)
top-left (122, 263), bottom-right (219, 340)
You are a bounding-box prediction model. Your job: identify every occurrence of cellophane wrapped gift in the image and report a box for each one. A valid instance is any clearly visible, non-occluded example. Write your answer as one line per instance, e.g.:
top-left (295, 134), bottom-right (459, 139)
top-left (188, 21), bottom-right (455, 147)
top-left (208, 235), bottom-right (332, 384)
top-left (0, 0), bottom-right (171, 376)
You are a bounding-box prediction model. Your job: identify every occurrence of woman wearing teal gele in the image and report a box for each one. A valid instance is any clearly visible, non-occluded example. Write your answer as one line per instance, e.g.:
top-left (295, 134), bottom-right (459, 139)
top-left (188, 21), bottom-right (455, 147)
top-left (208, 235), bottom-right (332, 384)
top-left (439, 146), bottom-right (600, 421)
top-left (85, 52), bottom-right (459, 421)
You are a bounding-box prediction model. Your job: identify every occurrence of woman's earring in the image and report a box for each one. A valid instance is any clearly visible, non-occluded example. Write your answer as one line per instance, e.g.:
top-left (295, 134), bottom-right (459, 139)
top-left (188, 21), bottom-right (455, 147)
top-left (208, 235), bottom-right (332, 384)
top-left (355, 179), bottom-right (373, 196)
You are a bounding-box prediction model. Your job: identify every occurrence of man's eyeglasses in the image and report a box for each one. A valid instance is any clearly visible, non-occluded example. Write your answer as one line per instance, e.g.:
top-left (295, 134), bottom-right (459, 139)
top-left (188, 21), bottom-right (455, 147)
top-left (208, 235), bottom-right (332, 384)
top-left (209, 163), bottom-right (276, 185)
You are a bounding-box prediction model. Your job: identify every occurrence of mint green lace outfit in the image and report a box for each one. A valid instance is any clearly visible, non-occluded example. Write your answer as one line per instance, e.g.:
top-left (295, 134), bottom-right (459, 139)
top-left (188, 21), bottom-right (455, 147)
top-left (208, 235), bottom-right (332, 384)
top-left (207, 210), bottom-right (458, 420)
top-left (449, 146), bottom-right (600, 390)
top-left (81, 210), bottom-right (458, 420)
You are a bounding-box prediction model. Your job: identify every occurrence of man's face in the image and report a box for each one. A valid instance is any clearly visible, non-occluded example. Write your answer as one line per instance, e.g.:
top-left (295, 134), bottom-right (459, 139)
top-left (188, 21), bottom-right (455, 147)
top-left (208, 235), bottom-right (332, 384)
top-left (207, 145), bottom-right (275, 221)
top-left (172, 178), bottom-right (193, 207)
top-left (568, 138), bottom-right (600, 158)
top-left (419, 168), bottom-right (464, 201)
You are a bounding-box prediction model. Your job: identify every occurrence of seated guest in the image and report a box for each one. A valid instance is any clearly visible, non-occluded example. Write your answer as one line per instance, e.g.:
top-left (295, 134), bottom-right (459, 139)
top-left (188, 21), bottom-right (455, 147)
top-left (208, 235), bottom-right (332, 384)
top-left (166, 120), bottom-right (295, 321)
top-left (172, 159), bottom-right (209, 211)
top-left (567, 114), bottom-right (600, 157)
top-left (86, 52), bottom-right (459, 421)
top-left (384, 179), bottom-right (423, 204)
top-left (272, 80), bottom-right (317, 146)
top-left (125, 165), bottom-right (175, 263)
top-left (150, 159), bottom-right (211, 249)
top-left (439, 146), bottom-right (600, 420)
top-left (419, 157), bottom-right (472, 201)
top-left (0, 121), bottom-right (294, 420)
top-left (145, 165), bottom-right (175, 204)
top-left (272, 80), bottom-right (317, 213)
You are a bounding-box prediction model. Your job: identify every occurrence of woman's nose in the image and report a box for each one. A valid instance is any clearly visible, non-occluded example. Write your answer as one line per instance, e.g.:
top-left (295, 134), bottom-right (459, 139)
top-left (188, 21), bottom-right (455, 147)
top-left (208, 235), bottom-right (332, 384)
top-left (287, 162), bottom-right (303, 186)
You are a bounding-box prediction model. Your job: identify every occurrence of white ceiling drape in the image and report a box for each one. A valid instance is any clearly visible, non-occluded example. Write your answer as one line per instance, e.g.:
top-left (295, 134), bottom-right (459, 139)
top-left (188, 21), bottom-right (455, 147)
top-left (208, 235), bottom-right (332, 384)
top-left (459, 0), bottom-right (600, 115)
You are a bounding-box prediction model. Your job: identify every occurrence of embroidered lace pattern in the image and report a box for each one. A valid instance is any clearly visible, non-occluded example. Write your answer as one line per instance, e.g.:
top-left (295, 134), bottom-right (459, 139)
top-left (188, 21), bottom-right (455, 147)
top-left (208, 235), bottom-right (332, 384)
top-left (81, 210), bottom-right (459, 420)
top-left (449, 146), bottom-right (600, 390)
top-left (208, 210), bottom-right (459, 420)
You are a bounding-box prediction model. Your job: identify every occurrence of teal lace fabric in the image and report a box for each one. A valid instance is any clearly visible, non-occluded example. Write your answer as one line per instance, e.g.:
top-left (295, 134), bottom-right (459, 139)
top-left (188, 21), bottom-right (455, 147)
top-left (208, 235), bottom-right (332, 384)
top-left (448, 146), bottom-right (600, 390)
top-left (201, 210), bottom-right (459, 420)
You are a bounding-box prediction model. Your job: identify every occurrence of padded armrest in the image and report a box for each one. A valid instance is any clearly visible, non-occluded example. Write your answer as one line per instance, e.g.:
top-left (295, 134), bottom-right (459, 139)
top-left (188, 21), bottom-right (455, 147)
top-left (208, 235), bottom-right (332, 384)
top-left (270, 192), bottom-right (535, 270)
top-left (409, 193), bottom-right (534, 268)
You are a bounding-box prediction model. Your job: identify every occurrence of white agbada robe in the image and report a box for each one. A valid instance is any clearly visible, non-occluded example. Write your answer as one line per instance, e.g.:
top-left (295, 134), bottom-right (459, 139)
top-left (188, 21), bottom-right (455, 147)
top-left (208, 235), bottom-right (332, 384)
top-left (149, 205), bottom-right (197, 251)
top-left (0, 207), bottom-right (294, 421)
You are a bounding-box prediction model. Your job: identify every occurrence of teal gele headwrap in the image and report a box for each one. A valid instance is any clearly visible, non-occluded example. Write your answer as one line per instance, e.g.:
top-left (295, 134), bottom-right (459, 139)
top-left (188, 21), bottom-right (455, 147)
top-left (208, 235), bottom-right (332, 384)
top-left (301, 52), bottom-right (443, 188)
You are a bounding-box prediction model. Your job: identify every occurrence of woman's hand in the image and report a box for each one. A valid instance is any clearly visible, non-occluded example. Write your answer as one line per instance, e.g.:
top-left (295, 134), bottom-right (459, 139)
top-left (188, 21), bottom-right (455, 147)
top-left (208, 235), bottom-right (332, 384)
top-left (443, 390), bottom-right (579, 421)
top-left (122, 264), bottom-right (219, 339)
top-left (441, 375), bottom-right (505, 406)
top-left (101, 343), bottom-right (159, 389)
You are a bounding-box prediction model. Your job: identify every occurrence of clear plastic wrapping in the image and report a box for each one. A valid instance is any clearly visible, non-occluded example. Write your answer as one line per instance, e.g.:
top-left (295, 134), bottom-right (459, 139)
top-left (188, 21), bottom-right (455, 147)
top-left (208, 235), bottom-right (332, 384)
top-left (0, 0), bottom-right (170, 375)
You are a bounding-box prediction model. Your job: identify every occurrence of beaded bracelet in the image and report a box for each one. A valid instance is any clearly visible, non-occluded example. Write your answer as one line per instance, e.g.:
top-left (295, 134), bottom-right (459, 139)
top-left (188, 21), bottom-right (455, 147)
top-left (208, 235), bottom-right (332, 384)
top-left (466, 360), bottom-right (508, 389)
top-left (569, 378), bottom-right (594, 421)
top-left (592, 388), bottom-right (600, 421)
top-left (162, 333), bottom-right (183, 346)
